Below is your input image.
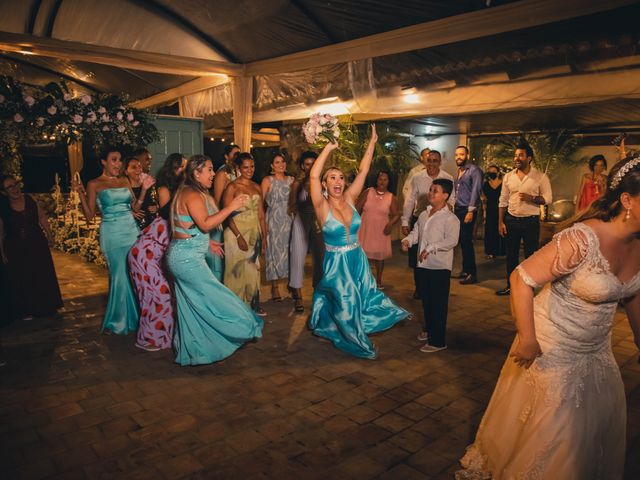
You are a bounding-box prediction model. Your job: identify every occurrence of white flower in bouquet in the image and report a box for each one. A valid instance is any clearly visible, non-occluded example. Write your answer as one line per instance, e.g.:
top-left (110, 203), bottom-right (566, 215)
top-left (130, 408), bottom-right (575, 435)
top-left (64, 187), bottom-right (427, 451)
top-left (303, 112), bottom-right (340, 144)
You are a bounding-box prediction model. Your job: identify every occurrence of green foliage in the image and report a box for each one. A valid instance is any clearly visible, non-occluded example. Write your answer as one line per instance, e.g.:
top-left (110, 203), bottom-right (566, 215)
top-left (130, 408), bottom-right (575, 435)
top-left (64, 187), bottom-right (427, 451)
top-left (471, 131), bottom-right (581, 179)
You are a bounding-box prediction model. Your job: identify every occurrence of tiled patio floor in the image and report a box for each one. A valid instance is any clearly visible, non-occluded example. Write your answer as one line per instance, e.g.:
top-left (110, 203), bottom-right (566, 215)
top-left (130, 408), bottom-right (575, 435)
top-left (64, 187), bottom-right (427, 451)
top-left (1, 247), bottom-right (639, 479)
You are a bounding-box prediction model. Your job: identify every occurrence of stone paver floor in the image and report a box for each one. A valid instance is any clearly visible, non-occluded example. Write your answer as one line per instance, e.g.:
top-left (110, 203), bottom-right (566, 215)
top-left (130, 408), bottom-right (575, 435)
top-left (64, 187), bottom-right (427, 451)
top-left (1, 246), bottom-right (639, 479)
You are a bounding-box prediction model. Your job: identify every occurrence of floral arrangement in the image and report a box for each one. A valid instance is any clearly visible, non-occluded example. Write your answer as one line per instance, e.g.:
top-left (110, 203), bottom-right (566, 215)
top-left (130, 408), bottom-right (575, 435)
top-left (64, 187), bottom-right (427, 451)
top-left (302, 113), bottom-right (340, 144)
top-left (0, 75), bottom-right (159, 174)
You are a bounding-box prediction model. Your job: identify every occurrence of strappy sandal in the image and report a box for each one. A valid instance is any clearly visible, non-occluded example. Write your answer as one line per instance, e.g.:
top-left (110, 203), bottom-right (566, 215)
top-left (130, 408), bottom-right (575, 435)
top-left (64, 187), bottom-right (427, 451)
top-left (256, 306), bottom-right (267, 317)
top-left (271, 286), bottom-right (282, 302)
top-left (293, 297), bottom-right (304, 313)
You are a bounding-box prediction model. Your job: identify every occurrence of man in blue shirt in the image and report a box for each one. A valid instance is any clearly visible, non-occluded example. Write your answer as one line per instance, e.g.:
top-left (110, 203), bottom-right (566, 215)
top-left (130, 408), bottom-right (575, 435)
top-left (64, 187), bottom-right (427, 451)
top-left (453, 146), bottom-right (483, 284)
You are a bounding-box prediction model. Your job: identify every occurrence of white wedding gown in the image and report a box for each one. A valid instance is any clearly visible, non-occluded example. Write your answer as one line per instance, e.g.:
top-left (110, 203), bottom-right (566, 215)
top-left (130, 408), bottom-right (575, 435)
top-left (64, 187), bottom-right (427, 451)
top-left (457, 223), bottom-right (640, 480)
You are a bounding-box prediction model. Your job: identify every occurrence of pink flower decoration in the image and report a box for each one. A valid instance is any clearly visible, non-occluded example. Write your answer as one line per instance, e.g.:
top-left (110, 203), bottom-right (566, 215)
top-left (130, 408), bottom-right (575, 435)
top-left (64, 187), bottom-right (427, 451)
top-left (0, 94), bottom-right (4, 103)
top-left (47, 105), bottom-right (57, 115)
top-left (101, 114), bottom-right (110, 122)
top-left (24, 95), bottom-right (35, 107)
top-left (81, 95), bottom-right (92, 105)
top-left (73, 114), bottom-right (83, 124)
top-left (97, 106), bottom-right (106, 114)
top-left (63, 93), bottom-right (72, 101)
top-left (116, 111), bottom-right (123, 121)
top-left (36, 117), bottom-right (45, 127)
top-left (102, 125), bottom-right (110, 131)
top-left (13, 113), bottom-right (24, 123)
top-left (126, 112), bottom-right (134, 122)
top-left (117, 125), bottom-right (126, 133)
top-left (133, 120), bottom-right (140, 126)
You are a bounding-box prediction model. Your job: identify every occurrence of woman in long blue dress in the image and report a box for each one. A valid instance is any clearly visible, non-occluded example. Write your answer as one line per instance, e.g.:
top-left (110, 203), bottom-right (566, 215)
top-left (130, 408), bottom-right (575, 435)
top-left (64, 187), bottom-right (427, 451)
top-left (308, 125), bottom-right (408, 359)
top-left (73, 146), bottom-right (154, 334)
top-left (166, 155), bottom-right (263, 366)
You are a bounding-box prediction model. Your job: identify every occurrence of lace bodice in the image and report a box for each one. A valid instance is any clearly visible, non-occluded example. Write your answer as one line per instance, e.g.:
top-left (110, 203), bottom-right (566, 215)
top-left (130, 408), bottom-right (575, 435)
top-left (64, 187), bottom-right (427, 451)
top-left (517, 222), bottom-right (640, 408)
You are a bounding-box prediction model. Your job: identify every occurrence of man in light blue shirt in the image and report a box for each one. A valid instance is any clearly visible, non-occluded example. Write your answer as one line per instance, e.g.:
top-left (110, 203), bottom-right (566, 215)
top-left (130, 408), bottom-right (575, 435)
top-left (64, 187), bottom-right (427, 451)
top-left (453, 146), bottom-right (484, 285)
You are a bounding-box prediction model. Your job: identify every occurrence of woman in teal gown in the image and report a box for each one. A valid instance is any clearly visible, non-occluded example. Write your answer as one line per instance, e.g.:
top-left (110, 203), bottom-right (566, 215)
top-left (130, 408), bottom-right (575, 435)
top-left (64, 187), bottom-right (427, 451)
top-left (73, 146), bottom-right (154, 334)
top-left (166, 155), bottom-right (263, 366)
top-left (308, 125), bottom-right (408, 359)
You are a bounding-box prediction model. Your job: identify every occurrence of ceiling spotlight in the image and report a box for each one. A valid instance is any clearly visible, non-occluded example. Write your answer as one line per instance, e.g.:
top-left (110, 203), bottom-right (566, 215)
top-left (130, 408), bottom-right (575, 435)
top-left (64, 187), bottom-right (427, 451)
top-left (261, 141), bottom-right (265, 145)
top-left (221, 138), bottom-right (226, 142)
top-left (210, 137), bottom-right (214, 141)
top-left (403, 94), bottom-right (420, 104)
top-left (250, 144), bottom-right (254, 148)
top-left (401, 86), bottom-right (417, 95)
top-left (318, 96), bottom-right (339, 103)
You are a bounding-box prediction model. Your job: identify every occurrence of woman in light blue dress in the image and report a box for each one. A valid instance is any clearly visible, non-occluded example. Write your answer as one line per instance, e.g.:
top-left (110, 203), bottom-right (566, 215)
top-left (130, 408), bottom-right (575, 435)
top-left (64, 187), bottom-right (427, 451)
top-left (166, 155), bottom-right (263, 366)
top-left (308, 125), bottom-right (408, 359)
top-left (73, 146), bottom-right (154, 334)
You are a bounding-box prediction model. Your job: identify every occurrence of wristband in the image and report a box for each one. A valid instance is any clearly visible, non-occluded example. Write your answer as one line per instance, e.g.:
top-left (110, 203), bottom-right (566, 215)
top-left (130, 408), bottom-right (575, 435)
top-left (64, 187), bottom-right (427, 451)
top-left (236, 232), bottom-right (242, 238)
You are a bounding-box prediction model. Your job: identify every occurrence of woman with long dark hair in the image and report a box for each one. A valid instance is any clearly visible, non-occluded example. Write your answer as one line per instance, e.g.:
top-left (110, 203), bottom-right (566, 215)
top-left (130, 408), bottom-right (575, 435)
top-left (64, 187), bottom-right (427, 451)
top-left (127, 153), bottom-right (186, 351)
top-left (0, 175), bottom-right (63, 321)
top-left (167, 155), bottom-right (262, 366)
top-left (73, 146), bottom-right (153, 334)
top-left (457, 155), bottom-right (640, 479)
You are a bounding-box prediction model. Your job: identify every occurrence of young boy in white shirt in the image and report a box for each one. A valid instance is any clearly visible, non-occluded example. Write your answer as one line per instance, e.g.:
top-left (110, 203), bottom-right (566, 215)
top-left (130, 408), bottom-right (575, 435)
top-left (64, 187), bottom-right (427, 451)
top-left (401, 179), bottom-right (460, 353)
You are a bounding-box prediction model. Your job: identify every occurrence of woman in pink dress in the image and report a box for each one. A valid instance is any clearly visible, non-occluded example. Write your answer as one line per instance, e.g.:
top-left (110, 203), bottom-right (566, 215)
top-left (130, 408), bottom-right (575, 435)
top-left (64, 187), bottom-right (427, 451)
top-left (356, 171), bottom-right (401, 289)
top-left (576, 154), bottom-right (607, 211)
top-left (128, 153), bottom-right (186, 351)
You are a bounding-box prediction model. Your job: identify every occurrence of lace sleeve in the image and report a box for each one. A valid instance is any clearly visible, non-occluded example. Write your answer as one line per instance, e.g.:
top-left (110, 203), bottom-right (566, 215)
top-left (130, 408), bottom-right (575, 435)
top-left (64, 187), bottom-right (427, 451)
top-left (550, 225), bottom-right (590, 277)
top-left (516, 224), bottom-right (590, 288)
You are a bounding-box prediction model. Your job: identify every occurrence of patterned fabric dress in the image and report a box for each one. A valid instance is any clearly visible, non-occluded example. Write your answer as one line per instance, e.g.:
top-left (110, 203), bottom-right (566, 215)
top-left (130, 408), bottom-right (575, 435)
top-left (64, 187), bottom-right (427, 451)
top-left (265, 176), bottom-right (293, 281)
top-left (128, 217), bottom-right (173, 350)
top-left (358, 188), bottom-right (393, 260)
top-left (456, 223), bottom-right (640, 480)
top-left (223, 195), bottom-right (262, 308)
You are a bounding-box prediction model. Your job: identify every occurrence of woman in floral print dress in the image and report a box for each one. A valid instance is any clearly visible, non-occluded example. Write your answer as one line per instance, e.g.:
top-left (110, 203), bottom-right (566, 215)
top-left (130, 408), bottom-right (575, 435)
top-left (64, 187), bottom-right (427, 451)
top-left (128, 153), bottom-right (186, 351)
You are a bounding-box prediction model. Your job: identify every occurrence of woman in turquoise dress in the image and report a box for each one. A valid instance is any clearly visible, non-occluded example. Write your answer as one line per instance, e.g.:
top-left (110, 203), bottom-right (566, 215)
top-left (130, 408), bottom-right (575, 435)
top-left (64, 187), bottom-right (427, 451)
top-left (73, 146), bottom-right (154, 334)
top-left (167, 155), bottom-right (263, 366)
top-left (308, 125), bottom-right (408, 359)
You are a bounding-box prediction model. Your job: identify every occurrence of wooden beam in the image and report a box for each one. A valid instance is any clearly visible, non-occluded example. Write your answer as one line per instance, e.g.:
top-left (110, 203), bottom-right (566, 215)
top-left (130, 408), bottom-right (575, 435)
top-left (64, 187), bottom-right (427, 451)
top-left (0, 31), bottom-right (243, 76)
top-left (132, 75), bottom-right (229, 108)
top-left (245, 0), bottom-right (637, 76)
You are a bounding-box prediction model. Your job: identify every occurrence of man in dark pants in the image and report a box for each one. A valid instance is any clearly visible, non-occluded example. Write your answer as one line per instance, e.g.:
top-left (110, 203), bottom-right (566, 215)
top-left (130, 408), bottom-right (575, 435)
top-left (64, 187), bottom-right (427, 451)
top-left (496, 144), bottom-right (552, 296)
top-left (453, 146), bottom-right (483, 285)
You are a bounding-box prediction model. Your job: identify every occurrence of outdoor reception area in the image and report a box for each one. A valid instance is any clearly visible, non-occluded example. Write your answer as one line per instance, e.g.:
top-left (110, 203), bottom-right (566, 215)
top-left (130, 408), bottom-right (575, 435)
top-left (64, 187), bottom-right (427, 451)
top-left (1, 1), bottom-right (640, 479)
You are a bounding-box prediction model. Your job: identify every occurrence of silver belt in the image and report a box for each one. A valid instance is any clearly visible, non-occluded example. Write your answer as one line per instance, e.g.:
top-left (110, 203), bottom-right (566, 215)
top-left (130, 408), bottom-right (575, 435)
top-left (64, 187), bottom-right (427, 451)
top-left (325, 241), bottom-right (359, 253)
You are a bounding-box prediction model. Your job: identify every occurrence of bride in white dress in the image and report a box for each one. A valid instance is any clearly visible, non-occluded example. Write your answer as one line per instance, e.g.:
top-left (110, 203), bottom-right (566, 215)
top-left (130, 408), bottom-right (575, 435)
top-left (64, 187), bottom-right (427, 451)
top-left (457, 155), bottom-right (640, 480)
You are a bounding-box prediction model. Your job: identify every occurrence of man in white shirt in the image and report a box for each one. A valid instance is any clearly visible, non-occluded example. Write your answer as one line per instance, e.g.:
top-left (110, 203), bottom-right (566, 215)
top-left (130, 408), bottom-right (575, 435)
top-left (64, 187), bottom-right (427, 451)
top-left (402, 148), bottom-right (430, 199)
top-left (495, 144), bottom-right (552, 296)
top-left (402, 150), bottom-right (454, 298)
top-left (402, 178), bottom-right (459, 353)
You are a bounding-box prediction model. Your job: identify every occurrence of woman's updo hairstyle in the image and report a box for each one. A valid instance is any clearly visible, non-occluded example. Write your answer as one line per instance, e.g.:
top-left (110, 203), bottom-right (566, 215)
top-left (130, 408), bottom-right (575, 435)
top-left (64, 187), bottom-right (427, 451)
top-left (573, 154), bottom-right (640, 224)
top-left (234, 152), bottom-right (254, 167)
top-left (184, 154), bottom-right (212, 191)
top-left (156, 153), bottom-right (185, 193)
top-left (588, 154), bottom-right (607, 173)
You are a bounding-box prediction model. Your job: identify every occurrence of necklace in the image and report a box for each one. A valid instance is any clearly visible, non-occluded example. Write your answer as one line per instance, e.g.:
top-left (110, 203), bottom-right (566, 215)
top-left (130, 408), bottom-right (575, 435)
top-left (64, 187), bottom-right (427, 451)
top-left (375, 190), bottom-right (386, 199)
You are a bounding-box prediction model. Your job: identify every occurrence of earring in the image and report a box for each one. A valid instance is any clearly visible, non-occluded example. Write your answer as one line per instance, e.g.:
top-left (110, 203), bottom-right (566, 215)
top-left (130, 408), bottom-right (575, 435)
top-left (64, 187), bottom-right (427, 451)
top-left (625, 208), bottom-right (631, 221)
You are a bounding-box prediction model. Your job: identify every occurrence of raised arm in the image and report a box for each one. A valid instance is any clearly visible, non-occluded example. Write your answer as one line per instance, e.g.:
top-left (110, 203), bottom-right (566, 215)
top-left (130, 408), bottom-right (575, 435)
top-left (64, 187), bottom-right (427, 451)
top-left (309, 141), bottom-right (340, 216)
top-left (345, 124), bottom-right (378, 204)
top-left (187, 190), bottom-right (247, 233)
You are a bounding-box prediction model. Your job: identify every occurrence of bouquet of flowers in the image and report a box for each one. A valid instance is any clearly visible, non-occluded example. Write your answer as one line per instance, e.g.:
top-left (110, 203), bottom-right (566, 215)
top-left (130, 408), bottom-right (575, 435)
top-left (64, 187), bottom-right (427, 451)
top-left (303, 113), bottom-right (340, 144)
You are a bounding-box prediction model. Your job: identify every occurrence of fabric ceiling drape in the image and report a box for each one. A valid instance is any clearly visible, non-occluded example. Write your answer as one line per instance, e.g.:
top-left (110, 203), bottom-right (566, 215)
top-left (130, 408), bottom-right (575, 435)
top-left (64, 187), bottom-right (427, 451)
top-left (232, 76), bottom-right (253, 151)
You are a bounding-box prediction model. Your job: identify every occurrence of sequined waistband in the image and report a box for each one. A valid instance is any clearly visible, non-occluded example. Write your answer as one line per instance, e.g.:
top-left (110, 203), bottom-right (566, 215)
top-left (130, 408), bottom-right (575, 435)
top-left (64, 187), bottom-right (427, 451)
top-left (325, 241), bottom-right (359, 253)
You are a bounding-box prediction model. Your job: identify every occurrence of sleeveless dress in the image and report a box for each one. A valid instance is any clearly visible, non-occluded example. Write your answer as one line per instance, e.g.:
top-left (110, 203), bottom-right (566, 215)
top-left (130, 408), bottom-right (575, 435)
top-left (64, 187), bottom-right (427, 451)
top-left (223, 194), bottom-right (262, 307)
top-left (205, 209), bottom-right (224, 282)
top-left (309, 205), bottom-right (408, 359)
top-left (128, 216), bottom-right (172, 350)
top-left (457, 223), bottom-right (640, 480)
top-left (96, 188), bottom-right (140, 334)
top-left (1, 195), bottom-right (63, 319)
top-left (265, 176), bottom-right (293, 281)
top-left (482, 181), bottom-right (505, 256)
top-left (358, 188), bottom-right (393, 260)
top-left (166, 204), bottom-right (263, 366)
top-left (577, 176), bottom-right (604, 211)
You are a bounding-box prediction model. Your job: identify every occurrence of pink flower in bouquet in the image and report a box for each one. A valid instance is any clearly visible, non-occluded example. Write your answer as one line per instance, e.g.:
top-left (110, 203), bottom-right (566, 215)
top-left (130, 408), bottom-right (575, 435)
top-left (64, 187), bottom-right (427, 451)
top-left (97, 106), bottom-right (106, 114)
top-left (63, 93), bottom-right (72, 101)
top-left (117, 125), bottom-right (126, 133)
top-left (13, 113), bottom-right (24, 123)
top-left (116, 111), bottom-right (123, 121)
top-left (126, 112), bottom-right (134, 122)
top-left (36, 117), bottom-right (45, 127)
top-left (81, 95), bottom-right (92, 105)
top-left (303, 112), bottom-right (339, 144)
top-left (24, 95), bottom-right (35, 107)
top-left (47, 105), bottom-right (57, 115)
top-left (73, 114), bottom-right (83, 124)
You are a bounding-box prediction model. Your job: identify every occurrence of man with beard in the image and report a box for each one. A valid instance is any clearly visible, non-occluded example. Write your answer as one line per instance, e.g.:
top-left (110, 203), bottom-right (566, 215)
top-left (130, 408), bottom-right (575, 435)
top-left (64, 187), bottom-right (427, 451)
top-left (133, 148), bottom-right (152, 174)
top-left (453, 146), bottom-right (484, 285)
top-left (402, 150), bottom-right (454, 298)
top-left (495, 144), bottom-right (552, 296)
